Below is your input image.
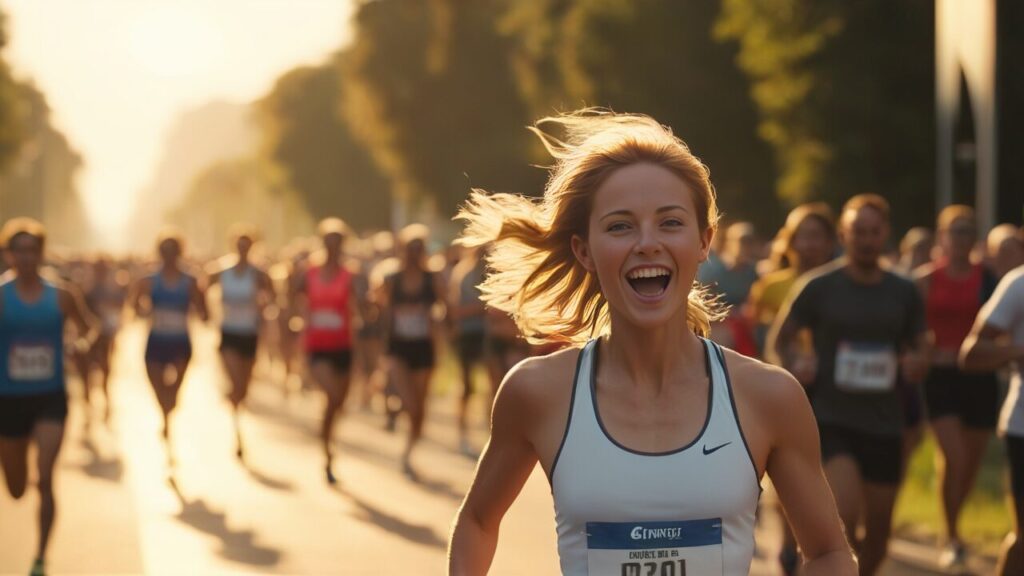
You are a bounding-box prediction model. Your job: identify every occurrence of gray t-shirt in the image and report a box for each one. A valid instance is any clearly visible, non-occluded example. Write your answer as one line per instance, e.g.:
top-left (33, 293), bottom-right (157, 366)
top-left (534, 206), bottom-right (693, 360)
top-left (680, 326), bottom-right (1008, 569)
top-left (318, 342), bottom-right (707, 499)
top-left (975, 265), bottom-right (1024, 437)
top-left (782, 260), bottom-right (925, 436)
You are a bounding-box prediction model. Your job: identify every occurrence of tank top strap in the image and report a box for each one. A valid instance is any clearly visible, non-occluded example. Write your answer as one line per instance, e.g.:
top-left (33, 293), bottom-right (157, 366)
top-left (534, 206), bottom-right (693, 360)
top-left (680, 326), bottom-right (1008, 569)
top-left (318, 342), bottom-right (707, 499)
top-left (703, 339), bottom-right (761, 491)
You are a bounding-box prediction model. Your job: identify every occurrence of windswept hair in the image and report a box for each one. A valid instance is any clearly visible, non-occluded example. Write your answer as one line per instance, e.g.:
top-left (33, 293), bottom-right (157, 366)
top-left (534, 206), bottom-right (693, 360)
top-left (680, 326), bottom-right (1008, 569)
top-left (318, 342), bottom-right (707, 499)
top-left (456, 109), bottom-right (723, 345)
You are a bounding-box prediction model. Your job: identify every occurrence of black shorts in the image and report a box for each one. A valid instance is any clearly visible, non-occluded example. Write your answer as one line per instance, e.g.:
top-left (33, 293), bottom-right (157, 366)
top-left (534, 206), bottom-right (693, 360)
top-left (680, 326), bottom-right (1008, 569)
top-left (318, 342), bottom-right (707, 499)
top-left (309, 349), bottom-right (353, 373)
top-left (900, 383), bottom-right (924, 429)
top-left (144, 336), bottom-right (192, 365)
top-left (819, 423), bottom-right (902, 485)
top-left (388, 339), bottom-right (435, 371)
top-left (923, 366), bottom-right (999, 429)
top-left (219, 331), bottom-right (259, 358)
top-left (1008, 435), bottom-right (1024, 499)
top-left (455, 332), bottom-right (485, 364)
top-left (0, 391), bottom-right (68, 438)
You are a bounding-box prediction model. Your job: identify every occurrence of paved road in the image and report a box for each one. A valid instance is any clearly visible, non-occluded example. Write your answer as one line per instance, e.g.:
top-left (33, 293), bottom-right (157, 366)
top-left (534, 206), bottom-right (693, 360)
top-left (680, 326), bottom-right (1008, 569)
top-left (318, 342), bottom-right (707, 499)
top-left (0, 322), bottom-right (982, 574)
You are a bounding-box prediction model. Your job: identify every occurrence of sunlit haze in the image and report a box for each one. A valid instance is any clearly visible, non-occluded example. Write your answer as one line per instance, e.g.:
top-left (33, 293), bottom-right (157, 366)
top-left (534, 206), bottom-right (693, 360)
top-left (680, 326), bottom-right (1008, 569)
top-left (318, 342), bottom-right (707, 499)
top-left (2, 0), bottom-right (352, 247)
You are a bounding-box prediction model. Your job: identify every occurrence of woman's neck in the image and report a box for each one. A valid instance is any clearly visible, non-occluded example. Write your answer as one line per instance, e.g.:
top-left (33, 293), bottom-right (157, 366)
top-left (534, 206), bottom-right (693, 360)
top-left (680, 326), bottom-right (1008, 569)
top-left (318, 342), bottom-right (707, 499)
top-left (604, 311), bottom-right (704, 394)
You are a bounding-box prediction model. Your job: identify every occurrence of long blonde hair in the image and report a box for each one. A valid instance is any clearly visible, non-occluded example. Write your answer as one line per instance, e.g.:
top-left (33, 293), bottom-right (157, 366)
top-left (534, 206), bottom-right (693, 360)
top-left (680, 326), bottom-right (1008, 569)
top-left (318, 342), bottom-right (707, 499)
top-left (456, 109), bottom-right (722, 345)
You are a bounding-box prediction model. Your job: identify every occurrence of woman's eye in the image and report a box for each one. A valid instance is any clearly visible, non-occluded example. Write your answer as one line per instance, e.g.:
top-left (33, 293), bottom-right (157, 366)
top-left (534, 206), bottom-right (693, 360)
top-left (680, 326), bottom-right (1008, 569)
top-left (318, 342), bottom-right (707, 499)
top-left (607, 222), bottom-right (630, 232)
top-left (662, 218), bottom-right (684, 227)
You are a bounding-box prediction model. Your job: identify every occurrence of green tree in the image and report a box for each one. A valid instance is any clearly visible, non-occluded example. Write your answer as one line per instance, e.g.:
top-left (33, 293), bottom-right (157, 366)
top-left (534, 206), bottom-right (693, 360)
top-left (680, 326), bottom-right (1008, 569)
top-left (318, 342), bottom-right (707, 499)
top-left (717, 0), bottom-right (935, 231)
top-left (0, 10), bottom-right (25, 171)
top-left (258, 60), bottom-right (392, 231)
top-left (341, 0), bottom-right (541, 229)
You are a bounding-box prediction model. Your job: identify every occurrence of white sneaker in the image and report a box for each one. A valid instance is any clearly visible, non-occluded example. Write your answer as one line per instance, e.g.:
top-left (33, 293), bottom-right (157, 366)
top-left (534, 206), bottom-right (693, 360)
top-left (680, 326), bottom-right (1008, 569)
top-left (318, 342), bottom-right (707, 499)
top-left (938, 541), bottom-right (967, 572)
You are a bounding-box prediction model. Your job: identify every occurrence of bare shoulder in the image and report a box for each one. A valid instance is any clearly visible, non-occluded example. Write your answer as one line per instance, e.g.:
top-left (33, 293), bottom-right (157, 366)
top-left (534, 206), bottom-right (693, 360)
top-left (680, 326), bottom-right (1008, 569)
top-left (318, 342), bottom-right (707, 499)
top-left (718, 346), bottom-right (807, 415)
top-left (498, 345), bottom-right (581, 410)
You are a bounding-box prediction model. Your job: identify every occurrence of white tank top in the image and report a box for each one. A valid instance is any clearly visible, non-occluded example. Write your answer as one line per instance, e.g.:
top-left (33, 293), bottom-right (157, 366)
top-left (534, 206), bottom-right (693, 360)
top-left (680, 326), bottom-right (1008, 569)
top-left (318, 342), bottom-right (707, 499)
top-left (551, 339), bottom-right (760, 576)
top-left (220, 266), bottom-right (259, 334)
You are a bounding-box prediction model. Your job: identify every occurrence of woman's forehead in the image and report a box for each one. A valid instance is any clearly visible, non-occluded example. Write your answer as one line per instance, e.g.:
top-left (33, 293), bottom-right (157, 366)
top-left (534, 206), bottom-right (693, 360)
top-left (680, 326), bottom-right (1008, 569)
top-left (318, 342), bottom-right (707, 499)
top-left (591, 163), bottom-right (695, 215)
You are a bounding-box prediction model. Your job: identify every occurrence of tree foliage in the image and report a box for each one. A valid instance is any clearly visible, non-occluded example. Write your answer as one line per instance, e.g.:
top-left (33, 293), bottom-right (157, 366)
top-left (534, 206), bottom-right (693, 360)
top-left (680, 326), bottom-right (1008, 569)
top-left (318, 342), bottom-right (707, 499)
top-left (718, 0), bottom-right (935, 230)
top-left (257, 60), bottom-right (391, 231)
top-left (0, 10), bottom-right (24, 171)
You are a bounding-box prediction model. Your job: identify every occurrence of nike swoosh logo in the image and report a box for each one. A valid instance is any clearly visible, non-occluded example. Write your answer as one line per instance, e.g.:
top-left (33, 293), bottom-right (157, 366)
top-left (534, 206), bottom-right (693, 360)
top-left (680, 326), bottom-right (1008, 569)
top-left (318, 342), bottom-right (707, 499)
top-left (702, 442), bottom-right (731, 455)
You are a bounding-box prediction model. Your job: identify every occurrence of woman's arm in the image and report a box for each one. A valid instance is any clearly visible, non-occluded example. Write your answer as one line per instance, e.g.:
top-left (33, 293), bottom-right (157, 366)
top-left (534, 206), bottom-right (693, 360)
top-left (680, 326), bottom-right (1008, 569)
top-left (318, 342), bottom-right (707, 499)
top-left (448, 361), bottom-right (542, 575)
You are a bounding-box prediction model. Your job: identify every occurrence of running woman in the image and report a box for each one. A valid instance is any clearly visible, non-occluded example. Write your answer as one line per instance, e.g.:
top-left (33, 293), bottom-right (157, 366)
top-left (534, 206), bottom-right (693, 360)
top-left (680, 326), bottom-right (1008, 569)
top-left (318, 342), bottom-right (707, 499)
top-left (769, 194), bottom-right (929, 576)
top-left (0, 218), bottom-right (98, 576)
top-left (207, 227), bottom-right (275, 460)
top-left (290, 218), bottom-right (359, 484)
top-left (915, 204), bottom-right (998, 569)
top-left (961, 263), bottom-right (1024, 576)
top-left (448, 110), bottom-right (855, 575)
top-left (382, 224), bottom-right (447, 480)
top-left (131, 231), bottom-right (208, 467)
top-left (84, 254), bottom-right (128, 424)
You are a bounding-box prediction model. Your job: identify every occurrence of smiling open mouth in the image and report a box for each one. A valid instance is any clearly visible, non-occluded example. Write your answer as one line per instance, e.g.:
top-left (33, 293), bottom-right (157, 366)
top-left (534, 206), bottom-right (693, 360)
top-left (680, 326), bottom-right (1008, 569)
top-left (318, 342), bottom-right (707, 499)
top-left (626, 267), bottom-right (671, 297)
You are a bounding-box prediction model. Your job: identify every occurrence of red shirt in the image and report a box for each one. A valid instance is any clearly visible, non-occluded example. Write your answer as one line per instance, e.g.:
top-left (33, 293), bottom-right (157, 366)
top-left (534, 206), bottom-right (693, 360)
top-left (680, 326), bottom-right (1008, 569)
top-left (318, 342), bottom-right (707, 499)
top-left (926, 263), bottom-right (983, 352)
top-left (304, 265), bottom-right (353, 351)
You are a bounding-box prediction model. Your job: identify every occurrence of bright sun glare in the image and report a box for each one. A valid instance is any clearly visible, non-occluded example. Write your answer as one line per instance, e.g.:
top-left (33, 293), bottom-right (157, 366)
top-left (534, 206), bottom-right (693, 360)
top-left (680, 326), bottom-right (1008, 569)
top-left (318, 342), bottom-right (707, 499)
top-left (128, 4), bottom-right (224, 78)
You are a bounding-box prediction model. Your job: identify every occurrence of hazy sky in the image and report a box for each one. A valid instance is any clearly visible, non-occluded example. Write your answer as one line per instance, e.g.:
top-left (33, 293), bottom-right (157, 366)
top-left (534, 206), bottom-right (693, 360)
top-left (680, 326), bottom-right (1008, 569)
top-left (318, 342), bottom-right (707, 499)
top-left (2, 0), bottom-right (352, 239)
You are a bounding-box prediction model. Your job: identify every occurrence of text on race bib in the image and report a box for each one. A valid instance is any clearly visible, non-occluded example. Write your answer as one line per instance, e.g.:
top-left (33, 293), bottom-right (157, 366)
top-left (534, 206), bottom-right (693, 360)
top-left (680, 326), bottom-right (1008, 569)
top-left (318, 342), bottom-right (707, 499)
top-left (586, 518), bottom-right (724, 576)
top-left (8, 343), bottom-right (56, 381)
top-left (310, 309), bottom-right (345, 331)
top-left (834, 341), bottom-right (898, 392)
top-left (394, 308), bottom-right (430, 339)
top-left (152, 309), bottom-right (188, 334)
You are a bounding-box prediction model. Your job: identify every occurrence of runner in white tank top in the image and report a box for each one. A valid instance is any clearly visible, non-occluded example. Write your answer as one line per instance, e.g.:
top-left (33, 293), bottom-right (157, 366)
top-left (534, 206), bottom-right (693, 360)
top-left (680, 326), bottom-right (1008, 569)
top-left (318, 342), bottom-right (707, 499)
top-left (207, 227), bottom-right (275, 461)
top-left (447, 110), bottom-right (855, 575)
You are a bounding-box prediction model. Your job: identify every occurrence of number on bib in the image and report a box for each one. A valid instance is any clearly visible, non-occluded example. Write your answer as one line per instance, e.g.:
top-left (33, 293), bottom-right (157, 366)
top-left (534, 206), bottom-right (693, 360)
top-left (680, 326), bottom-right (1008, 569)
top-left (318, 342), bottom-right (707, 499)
top-left (834, 341), bottom-right (898, 392)
top-left (8, 343), bottom-right (56, 381)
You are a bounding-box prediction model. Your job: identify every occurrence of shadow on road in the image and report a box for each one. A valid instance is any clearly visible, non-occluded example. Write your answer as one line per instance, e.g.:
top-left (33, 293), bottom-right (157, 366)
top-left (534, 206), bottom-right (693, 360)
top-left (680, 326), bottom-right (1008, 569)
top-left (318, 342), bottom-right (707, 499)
top-left (243, 464), bottom-right (294, 492)
top-left (166, 475), bottom-right (283, 567)
top-left (78, 436), bottom-right (124, 483)
top-left (334, 486), bottom-right (445, 549)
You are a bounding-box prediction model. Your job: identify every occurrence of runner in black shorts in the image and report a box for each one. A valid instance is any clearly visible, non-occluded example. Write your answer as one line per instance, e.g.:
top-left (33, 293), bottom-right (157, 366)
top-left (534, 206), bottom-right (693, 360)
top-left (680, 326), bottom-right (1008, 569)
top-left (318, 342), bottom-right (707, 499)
top-left (448, 245), bottom-right (487, 456)
top-left (207, 226), bottom-right (275, 460)
top-left (0, 218), bottom-right (98, 576)
top-left (382, 224), bottom-right (446, 480)
top-left (770, 194), bottom-right (929, 576)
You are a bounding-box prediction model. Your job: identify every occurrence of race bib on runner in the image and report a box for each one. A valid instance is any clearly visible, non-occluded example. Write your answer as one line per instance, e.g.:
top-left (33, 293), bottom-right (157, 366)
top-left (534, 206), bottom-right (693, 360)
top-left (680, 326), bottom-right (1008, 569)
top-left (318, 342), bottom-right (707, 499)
top-left (834, 341), bottom-right (898, 392)
top-left (586, 519), bottom-right (724, 576)
top-left (152, 309), bottom-right (188, 334)
top-left (8, 342), bottom-right (56, 381)
top-left (223, 300), bottom-right (259, 328)
top-left (394, 308), bottom-right (430, 339)
top-left (310, 309), bottom-right (345, 331)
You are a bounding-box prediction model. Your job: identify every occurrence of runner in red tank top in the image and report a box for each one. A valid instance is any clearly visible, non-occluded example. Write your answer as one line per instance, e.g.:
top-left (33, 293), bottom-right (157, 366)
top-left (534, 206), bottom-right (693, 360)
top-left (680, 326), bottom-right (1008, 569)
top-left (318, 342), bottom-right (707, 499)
top-left (915, 204), bottom-right (998, 569)
top-left (291, 218), bottom-right (359, 484)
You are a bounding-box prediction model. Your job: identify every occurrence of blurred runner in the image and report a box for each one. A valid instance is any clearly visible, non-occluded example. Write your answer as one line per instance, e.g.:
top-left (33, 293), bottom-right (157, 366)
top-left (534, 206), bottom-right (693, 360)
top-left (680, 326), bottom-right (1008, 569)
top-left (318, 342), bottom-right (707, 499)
top-left (290, 218), bottom-right (358, 485)
top-left (699, 221), bottom-right (760, 356)
top-left (915, 205), bottom-right (998, 570)
top-left (0, 218), bottom-right (98, 576)
top-left (961, 262), bottom-right (1024, 576)
top-left (382, 223), bottom-right (446, 480)
top-left (987, 224), bottom-right (1024, 280)
top-left (448, 244), bottom-right (487, 456)
top-left (207, 226), bottom-right (275, 460)
top-left (449, 110), bottom-right (855, 575)
top-left (894, 227), bottom-right (934, 277)
top-left (131, 231), bottom-right (208, 468)
top-left (83, 254), bottom-right (128, 425)
top-left (769, 194), bottom-right (929, 575)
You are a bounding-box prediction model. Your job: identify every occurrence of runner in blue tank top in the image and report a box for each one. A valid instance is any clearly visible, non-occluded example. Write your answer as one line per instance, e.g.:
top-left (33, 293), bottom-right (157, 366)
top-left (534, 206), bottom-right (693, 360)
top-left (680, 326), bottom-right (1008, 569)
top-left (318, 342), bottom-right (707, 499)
top-left (448, 110), bottom-right (855, 575)
top-left (0, 218), bottom-right (98, 576)
top-left (130, 231), bottom-right (208, 468)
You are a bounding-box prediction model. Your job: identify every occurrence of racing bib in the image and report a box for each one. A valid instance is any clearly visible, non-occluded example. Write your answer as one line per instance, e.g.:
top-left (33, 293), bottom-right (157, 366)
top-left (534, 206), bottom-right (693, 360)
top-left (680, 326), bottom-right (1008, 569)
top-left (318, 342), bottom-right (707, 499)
top-left (152, 309), bottom-right (188, 334)
top-left (223, 301), bottom-right (260, 328)
top-left (394, 308), bottom-right (430, 339)
top-left (586, 519), bottom-right (724, 576)
top-left (310, 309), bottom-right (345, 331)
top-left (8, 342), bottom-right (56, 381)
top-left (834, 341), bottom-right (898, 392)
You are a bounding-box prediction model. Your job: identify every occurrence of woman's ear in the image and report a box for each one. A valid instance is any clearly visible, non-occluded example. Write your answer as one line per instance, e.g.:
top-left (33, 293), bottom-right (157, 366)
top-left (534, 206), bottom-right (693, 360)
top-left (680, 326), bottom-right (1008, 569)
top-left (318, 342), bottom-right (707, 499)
top-left (571, 235), bottom-right (595, 272)
top-left (700, 227), bottom-right (714, 263)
